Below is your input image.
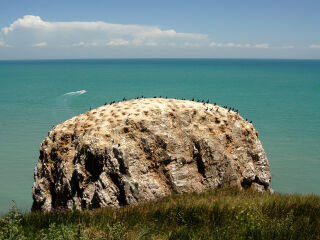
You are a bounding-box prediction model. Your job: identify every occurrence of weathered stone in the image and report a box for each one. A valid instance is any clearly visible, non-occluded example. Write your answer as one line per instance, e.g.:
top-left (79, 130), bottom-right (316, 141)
top-left (32, 98), bottom-right (271, 211)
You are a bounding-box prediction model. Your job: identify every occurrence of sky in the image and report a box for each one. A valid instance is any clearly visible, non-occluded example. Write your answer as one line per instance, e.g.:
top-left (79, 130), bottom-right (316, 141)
top-left (0, 0), bottom-right (319, 59)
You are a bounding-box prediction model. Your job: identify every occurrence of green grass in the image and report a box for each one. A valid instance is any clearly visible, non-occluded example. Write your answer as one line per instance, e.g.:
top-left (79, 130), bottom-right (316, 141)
top-left (1, 188), bottom-right (320, 239)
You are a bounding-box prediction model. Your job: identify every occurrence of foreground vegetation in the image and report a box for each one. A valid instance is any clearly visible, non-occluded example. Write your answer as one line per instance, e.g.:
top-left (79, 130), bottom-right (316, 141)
top-left (1, 188), bottom-right (319, 240)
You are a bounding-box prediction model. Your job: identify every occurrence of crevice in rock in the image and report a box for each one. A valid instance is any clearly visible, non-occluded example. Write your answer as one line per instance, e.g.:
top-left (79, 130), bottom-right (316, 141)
top-left (241, 176), bottom-right (268, 190)
top-left (49, 182), bottom-right (56, 208)
top-left (155, 136), bottom-right (167, 150)
top-left (248, 152), bottom-right (260, 162)
top-left (113, 148), bottom-right (128, 174)
top-left (253, 176), bottom-right (269, 189)
top-left (161, 168), bottom-right (177, 193)
top-left (141, 137), bottom-right (153, 159)
top-left (70, 171), bottom-right (83, 198)
top-left (89, 192), bottom-right (101, 209)
top-left (241, 178), bottom-right (253, 189)
top-left (109, 173), bottom-right (128, 206)
top-left (226, 134), bottom-right (232, 144)
top-left (160, 158), bottom-right (171, 165)
top-left (193, 141), bottom-right (206, 178)
top-left (84, 150), bottom-right (104, 182)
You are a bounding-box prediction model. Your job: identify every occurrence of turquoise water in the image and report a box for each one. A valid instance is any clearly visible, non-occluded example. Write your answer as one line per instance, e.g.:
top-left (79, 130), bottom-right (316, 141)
top-left (0, 59), bottom-right (319, 213)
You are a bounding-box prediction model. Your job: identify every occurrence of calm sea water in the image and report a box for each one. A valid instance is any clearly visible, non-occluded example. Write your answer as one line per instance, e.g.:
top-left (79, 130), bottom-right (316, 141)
top-left (0, 59), bottom-right (319, 213)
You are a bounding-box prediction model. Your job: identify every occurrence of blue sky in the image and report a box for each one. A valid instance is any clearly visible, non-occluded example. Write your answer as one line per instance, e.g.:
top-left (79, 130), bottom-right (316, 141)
top-left (0, 0), bottom-right (319, 59)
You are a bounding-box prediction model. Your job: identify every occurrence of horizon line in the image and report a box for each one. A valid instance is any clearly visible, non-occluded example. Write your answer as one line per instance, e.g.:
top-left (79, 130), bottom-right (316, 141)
top-left (0, 57), bottom-right (320, 62)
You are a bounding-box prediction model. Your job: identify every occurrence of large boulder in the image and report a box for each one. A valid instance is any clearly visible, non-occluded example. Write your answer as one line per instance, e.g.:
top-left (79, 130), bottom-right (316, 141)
top-left (32, 98), bottom-right (271, 211)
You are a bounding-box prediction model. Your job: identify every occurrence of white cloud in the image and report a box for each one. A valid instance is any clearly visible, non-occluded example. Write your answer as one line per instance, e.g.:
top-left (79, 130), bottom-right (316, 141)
top-left (254, 43), bottom-right (269, 49)
top-left (209, 42), bottom-right (251, 48)
top-left (0, 15), bottom-right (304, 59)
top-left (32, 42), bottom-right (48, 47)
top-left (310, 44), bottom-right (320, 49)
top-left (71, 41), bottom-right (100, 47)
top-left (106, 39), bottom-right (130, 46)
top-left (209, 42), bottom-right (217, 47)
top-left (1, 15), bottom-right (208, 48)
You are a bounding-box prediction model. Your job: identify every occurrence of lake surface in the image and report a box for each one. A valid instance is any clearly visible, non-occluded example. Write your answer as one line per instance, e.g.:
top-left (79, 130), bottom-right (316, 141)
top-left (0, 59), bottom-right (319, 213)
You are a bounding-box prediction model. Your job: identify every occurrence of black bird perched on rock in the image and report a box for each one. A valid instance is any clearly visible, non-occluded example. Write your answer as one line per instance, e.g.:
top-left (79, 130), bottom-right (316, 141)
top-left (214, 102), bottom-right (216, 106)
top-left (166, 96), bottom-right (168, 99)
top-left (192, 98), bottom-right (194, 101)
top-left (246, 118), bottom-right (248, 121)
top-left (123, 97), bottom-right (126, 101)
top-left (197, 99), bottom-right (200, 102)
top-left (206, 99), bottom-right (209, 103)
top-left (250, 120), bottom-right (252, 123)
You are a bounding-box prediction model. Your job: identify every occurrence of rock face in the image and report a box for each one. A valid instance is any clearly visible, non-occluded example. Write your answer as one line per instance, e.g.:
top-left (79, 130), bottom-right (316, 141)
top-left (32, 98), bottom-right (271, 211)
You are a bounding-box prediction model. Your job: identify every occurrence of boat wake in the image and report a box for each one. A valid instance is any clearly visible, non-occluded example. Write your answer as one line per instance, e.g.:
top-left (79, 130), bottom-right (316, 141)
top-left (63, 90), bottom-right (86, 96)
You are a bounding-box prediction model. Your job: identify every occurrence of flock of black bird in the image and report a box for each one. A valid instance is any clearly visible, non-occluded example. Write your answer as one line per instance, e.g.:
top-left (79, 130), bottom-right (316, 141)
top-left (94, 96), bottom-right (253, 124)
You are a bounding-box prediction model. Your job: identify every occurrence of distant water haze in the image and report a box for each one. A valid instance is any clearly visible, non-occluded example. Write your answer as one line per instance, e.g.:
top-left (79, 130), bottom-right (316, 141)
top-left (0, 59), bottom-right (319, 213)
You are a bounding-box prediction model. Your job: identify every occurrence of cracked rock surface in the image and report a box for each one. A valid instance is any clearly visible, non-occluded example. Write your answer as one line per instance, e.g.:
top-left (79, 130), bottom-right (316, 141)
top-left (32, 98), bottom-right (271, 211)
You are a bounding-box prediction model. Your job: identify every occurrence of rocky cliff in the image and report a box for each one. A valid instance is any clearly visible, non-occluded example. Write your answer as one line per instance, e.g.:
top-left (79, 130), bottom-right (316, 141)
top-left (32, 98), bottom-right (271, 211)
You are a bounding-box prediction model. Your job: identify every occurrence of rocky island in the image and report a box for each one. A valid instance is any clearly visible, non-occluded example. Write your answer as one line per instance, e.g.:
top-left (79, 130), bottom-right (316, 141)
top-left (32, 98), bottom-right (271, 211)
